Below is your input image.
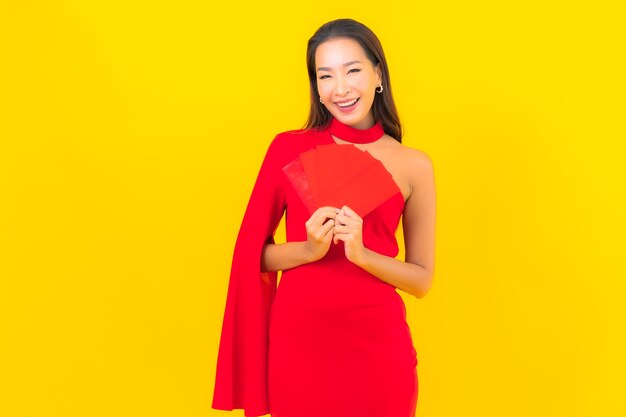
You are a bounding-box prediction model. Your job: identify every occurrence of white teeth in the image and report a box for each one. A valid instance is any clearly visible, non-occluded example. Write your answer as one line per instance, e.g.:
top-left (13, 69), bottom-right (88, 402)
top-left (337, 98), bottom-right (358, 107)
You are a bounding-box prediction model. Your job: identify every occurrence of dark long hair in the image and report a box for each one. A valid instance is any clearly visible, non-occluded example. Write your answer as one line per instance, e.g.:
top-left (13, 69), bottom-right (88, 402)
top-left (303, 19), bottom-right (402, 142)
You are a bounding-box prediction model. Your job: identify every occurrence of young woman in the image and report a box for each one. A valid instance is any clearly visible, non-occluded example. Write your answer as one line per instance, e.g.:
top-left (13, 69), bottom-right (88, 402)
top-left (213, 18), bottom-right (436, 417)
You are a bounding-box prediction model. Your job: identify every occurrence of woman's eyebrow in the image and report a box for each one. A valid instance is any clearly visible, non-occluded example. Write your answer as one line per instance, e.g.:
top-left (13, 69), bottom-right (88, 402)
top-left (316, 60), bottom-right (362, 72)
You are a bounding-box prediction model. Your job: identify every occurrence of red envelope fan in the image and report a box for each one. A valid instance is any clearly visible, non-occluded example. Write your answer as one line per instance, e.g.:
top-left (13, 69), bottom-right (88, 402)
top-left (281, 152), bottom-right (317, 213)
top-left (282, 144), bottom-right (401, 218)
top-left (315, 144), bottom-right (381, 205)
top-left (299, 148), bottom-right (319, 205)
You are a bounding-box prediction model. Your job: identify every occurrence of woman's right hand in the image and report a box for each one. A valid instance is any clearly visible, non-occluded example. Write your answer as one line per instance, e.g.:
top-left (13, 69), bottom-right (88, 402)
top-left (304, 206), bottom-right (340, 262)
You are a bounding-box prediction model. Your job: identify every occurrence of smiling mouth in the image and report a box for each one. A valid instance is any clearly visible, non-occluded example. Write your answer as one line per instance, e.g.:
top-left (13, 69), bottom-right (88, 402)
top-left (335, 97), bottom-right (360, 108)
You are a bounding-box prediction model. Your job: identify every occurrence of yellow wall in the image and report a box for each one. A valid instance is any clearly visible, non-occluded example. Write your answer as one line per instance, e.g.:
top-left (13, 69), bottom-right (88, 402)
top-left (1, 1), bottom-right (624, 416)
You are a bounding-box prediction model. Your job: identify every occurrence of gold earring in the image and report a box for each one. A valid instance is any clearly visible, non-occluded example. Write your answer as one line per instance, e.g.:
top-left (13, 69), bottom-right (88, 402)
top-left (376, 84), bottom-right (383, 93)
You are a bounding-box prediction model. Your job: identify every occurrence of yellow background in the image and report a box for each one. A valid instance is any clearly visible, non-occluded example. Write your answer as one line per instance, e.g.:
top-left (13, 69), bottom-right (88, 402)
top-left (1, 1), bottom-right (624, 416)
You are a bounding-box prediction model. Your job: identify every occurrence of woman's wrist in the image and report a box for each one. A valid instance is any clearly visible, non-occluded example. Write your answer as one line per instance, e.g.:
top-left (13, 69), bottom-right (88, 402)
top-left (350, 246), bottom-right (371, 268)
top-left (296, 241), bottom-right (316, 264)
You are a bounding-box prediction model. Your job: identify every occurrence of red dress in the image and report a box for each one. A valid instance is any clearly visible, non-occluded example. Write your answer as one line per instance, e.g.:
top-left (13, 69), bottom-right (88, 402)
top-left (212, 118), bottom-right (419, 417)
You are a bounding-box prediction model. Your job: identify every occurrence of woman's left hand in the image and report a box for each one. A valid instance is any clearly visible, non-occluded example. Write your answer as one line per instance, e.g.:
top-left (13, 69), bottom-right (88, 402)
top-left (333, 205), bottom-right (366, 265)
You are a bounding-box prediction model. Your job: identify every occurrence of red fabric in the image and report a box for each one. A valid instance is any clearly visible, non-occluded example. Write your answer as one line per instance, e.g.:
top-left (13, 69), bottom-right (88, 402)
top-left (282, 144), bottom-right (401, 218)
top-left (211, 133), bottom-right (287, 416)
top-left (212, 124), bottom-right (418, 417)
top-left (328, 117), bottom-right (384, 143)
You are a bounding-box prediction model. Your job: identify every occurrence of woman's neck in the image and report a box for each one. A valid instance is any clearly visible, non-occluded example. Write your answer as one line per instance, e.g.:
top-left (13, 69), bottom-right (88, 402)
top-left (328, 117), bottom-right (384, 144)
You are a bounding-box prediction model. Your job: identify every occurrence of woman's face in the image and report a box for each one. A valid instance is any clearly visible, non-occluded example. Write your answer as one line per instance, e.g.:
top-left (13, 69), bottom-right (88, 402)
top-left (315, 37), bottom-right (382, 130)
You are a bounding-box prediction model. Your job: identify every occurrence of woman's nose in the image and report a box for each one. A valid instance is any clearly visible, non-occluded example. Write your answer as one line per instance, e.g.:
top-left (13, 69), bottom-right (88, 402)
top-left (335, 75), bottom-right (350, 95)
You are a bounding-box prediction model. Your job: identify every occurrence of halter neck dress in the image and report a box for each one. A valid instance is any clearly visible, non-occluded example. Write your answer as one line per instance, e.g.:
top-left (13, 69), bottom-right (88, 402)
top-left (212, 117), bottom-right (419, 417)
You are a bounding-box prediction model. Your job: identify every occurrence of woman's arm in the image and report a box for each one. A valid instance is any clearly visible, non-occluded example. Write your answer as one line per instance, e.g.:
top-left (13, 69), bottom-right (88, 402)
top-left (261, 241), bottom-right (313, 272)
top-left (342, 150), bottom-right (436, 299)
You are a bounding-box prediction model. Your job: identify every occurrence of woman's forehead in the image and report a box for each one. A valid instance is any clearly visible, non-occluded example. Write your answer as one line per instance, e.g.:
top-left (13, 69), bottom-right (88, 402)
top-left (315, 38), bottom-right (367, 68)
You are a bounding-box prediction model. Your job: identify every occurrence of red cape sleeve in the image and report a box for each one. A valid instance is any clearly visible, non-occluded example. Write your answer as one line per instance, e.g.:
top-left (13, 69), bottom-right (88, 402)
top-left (212, 134), bottom-right (287, 416)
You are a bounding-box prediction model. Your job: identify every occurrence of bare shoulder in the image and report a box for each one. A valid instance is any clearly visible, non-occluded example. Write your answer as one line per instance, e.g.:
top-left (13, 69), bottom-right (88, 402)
top-left (396, 142), bottom-right (433, 166)
top-left (389, 139), bottom-right (433, 173)
top-left (386, 140), bottom-right (435, 199)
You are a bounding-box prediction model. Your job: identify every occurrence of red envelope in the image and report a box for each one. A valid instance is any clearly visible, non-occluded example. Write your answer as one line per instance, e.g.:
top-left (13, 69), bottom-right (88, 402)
top-left (282, 144), bottom-right (401, 218)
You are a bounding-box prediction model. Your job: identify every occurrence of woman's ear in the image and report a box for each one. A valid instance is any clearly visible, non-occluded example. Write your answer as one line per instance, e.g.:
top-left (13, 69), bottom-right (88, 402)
top-left (375, 63), bottom-right (383, 86)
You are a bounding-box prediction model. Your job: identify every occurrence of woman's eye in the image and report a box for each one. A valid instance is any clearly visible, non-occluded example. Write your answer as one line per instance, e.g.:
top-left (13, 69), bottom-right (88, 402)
top-left (348, 68), bottom-right (361, 74)
top-left (319, 75), bottom-right (330, 80)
